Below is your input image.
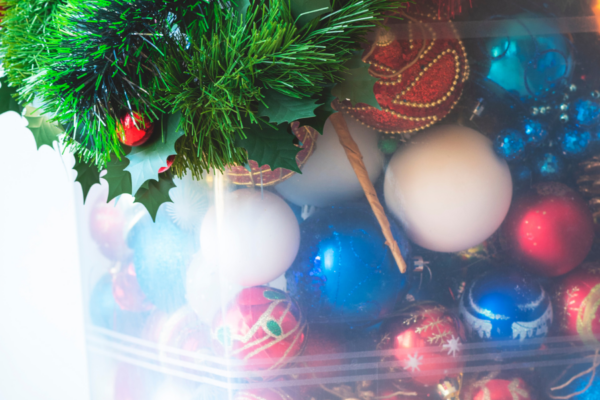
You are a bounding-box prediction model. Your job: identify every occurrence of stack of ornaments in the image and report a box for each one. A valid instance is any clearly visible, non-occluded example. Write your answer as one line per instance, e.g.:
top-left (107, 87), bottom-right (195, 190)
top-left (82, 1), bottom-right (600, 399)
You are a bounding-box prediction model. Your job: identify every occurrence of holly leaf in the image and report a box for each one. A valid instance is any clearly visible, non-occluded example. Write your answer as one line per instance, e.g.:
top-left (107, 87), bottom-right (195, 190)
top-left (125, 112), bottom-right (185, 194)
top-left (73, 158), bottom-right (101, 203)
top-left (332, 52), bottom-right (381, 110)
top-left (25, 114), bottom-right (64, 150)
top-left (134, 172), bottom-right (176, 221)
top-left (298, 89), bottom-right (336, 134)
top-left (258, 90), bottom-right (319, 125)
top-left (0, 76), bottom-right (21, 114)
top-left (236, 120), bottom-right (302, 173)
top-left (290, 0), bottom-right (332, 27)
top-left (104, 156), bottom-right (133, 203)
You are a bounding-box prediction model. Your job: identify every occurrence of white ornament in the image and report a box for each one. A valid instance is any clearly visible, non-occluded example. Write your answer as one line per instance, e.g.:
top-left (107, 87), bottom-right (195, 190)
top-left (166, 173), bottom-right (210, 232)
top-left (276, 114), bottom-right (383, 207)
top-left (200, 189), bottom-right (300, 287)
top-left (384, 125), bottom-right (512, 252)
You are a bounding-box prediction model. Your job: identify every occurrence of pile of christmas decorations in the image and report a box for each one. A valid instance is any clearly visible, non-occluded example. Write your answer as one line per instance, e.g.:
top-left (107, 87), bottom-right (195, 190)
top-left (6, 0), bottom-right (600, 398)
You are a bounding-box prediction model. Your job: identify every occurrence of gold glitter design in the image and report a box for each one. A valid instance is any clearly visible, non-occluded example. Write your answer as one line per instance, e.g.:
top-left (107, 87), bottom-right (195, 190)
top-left (577, 284), bottom-right (600, 345)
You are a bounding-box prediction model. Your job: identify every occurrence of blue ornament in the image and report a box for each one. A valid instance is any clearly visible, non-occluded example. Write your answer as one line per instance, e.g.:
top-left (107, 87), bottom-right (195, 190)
top-left (493, 129), bottom-right (526, 161)
top-left (522, 118), bottom-right (548, 146)
top-left (483, 14), bottom-right (572, 99)
top-left (89, 274), bottom-right (148, 335)
top-left (532, 152), bottom-right (565, 181)
top-left (458, 270), bottom-right (553, 341)
top-left (571, 98), bottom-right (600, 127)
top-left (511, 164), bottom-right (532, 189)
top-left (559, 128), bottom-right (591, 158)
top-left (128, 207), bottom-right (198, 312)
top-left (286, 206), bottom-right (411, 325)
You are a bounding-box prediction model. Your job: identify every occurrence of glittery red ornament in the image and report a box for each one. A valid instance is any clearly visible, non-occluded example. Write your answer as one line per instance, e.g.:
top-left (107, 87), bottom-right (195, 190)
top-left (158, 155), bottom-right (176, 174)
top-left (112, 263), bottom-right (154, 312)
top-left (556, 262), bottom-right (600, 344)
top-left (471, 378), bottom-right (531, 400)
top-left (501, 182), bottom-right (594, 277)
top-left (211, 286), bottom-right (307, 375)
top-left (379, 304), bottom-right (464, 386)
top-left (117, 112), bottom-right (154, 147)
top-left (89, 200), bottom-right (131, 261)
top-left (340, 4), bottom-right (469, 136)
top-left (234, 388), bottom-right (295, 400)
top-left (226, 124), bottom-right (317, 186)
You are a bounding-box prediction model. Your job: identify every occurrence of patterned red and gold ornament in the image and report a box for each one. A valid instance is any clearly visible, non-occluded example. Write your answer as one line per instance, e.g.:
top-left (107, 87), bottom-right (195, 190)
top-left (469, 378), bottom-right (531, 400)
top-left (340, 4), bottom-right (469, 136)
top-left (556, 262), bottom-right (600, 345)
top-left (501, 182), bottom-right (594, 277)
top-left (378, 304), bottom-right (464, 386)
top-left (234, 388), bottom-right (295, 400)
top-left (226, 124), bottom-right (317, 186)
top-left (211, 286), bottom-right (307, 375)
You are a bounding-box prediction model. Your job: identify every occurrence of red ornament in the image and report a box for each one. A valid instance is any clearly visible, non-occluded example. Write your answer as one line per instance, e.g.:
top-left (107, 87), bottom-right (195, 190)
top-left (378, 304), bottom-right (464, 386)
top-left (296, 327), bottom-right (345, 380)
top-left (339, 4), bottom-right (469, 136)
top-left (501, 182), bottom-right (594, 277)
top-left (113, 363), bottom-right (146, 400)
top-left (234, 388), bottom-right (295, 400)
top-left (158, 155), bottom-right (176, 174)
top-left (471, 378), bottom-right (531, 400)
top-left (556, 262), bottom-right (600, 344)
top-left (112, 263), bottom-right (154, 312)
top-left (117, 112), bottom-right (154, 147)
top-left (226, 124), bottom-right (317, 186)
top-left (211, 286), bottom-right (307, 375)
top-left (89, 200), bottom-right (131, 261)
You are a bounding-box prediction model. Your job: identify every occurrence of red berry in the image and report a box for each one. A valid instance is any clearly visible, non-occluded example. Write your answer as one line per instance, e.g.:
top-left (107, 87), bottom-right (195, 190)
top-left (158, 155), bottom-right (176, 174)
top-left (117, 112), bottom-right (154, 147)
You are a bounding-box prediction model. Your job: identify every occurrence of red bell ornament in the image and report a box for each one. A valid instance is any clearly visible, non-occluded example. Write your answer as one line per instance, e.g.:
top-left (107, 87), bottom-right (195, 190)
top-left (117, 112), bottom-right (155, 147)
top-left (211, 286), bottom-right (307, 375)
top-left (556, 262), bottom-right (600, 344)
top-left (378, 304), bottom-right (464, 386)
top-left (340, 4), bottom-right (469, 136)
top-left (501, 182), bottom-right (594, 277)
top-left (470, 378), bottom-right (531, 400)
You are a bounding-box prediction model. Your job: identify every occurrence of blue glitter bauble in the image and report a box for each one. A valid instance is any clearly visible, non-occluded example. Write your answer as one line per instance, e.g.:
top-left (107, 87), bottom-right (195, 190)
top-left (522, 119), bottom-right (548, 146)
top-left (559, 128), bottom-right (591, 158)
top-left (571, 98), bottom-right (600, 127)
top-left (532, 152), bottom-right (565, 181)
top-left (511, 164), bottom-right (533, 189)
top-left (493, 129), bottom-right (526, 161)
top-left (89, 274), bottom-right (148, 335)
top-left (483, 14), bottom-right (572, 99)
top-left (128, 207), bottom-right (198, 312)
top-left (286, 206), bottom-right (411, 325)
top-left (458, 270), bottom-right (553, 341)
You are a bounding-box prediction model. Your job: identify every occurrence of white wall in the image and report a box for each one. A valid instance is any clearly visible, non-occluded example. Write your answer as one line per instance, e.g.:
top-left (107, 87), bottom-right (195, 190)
top-left (0, 111), bottom-right (89, 400)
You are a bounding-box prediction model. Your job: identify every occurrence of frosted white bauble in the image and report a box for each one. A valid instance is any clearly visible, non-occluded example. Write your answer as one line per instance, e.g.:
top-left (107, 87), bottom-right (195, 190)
top-left (200, 189), bottom-right (300, 286)
top-left (384, 125), bottom-right (512, 252)
top-left (275, 114), bottom-right (383, 207)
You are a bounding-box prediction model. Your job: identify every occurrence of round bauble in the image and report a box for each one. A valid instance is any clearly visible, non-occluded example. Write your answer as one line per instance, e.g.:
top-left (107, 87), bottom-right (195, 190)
top-left (559, 128), bottom-right (592, 159)
top-left (556, 263), bottom-right (600, 344)
top-left (89, 198), bottom-right (131, 261)
top-left (531, 152), bottom-right (566, 181)
top-left (286, 205), bottom-right (411, 324)
top-left (493, 129), bottom-right (526, 162)
top-left (500, 182), bottom-right (594, 277)
top-left (158, 155), bottom-right (176, 174)
top-left (112, 263), bottom-right (154, 312)
top-left (482, 13), bottom-right (573, 99)
top-left (234, 388), bottom-right (295, 400)
top-left (211, 286), bottom-right (307, 374)
top-left (340, 4), bottom-right (469, 135)
top-left (459, 270), bottom-right (553, 341)
top-left (469, 378), bottom-right (532, 400)
top-left (571, 98), bottom-right (600, 127)
top-left (384, 125), bottom-right (512, 253)
top-left (378, 304), bottom-right (464, 386)
top-left (89, 274), bottom-right (148, 336)
top-left (275, 113), bottom-right (383, 207)
top-left (522, 118), bottom-right (548, 147)
top-left (200, 189), bottom-right (300, 287)
top-left (226, 124), bottom-right (317, 186)
top-left (128, 207), bottom-right (198, 312)
top-left (117, 112), bottom-right (154, 147)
